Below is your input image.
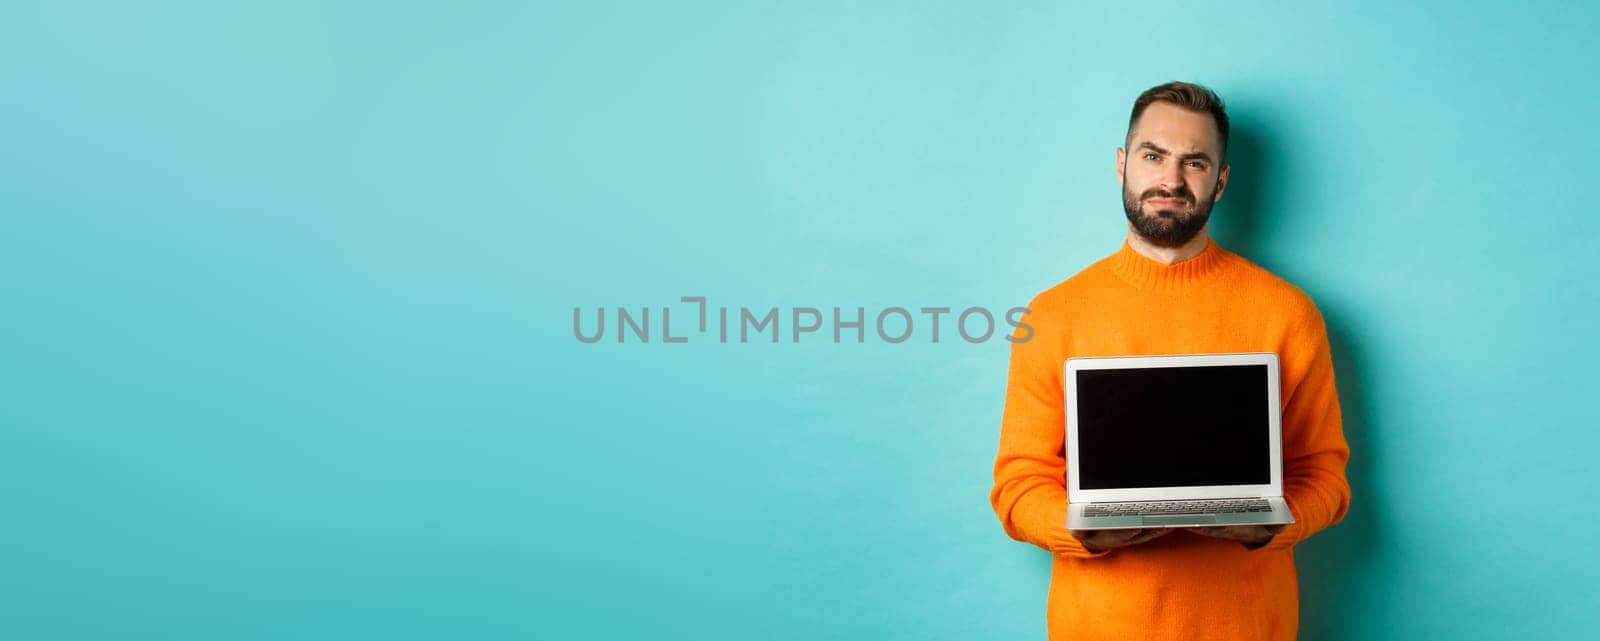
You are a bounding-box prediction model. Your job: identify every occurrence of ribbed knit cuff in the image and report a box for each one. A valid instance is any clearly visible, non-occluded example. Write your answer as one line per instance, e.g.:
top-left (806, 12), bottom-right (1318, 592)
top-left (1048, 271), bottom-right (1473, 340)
top-left (1049, 528), bottom-right (1115, 559)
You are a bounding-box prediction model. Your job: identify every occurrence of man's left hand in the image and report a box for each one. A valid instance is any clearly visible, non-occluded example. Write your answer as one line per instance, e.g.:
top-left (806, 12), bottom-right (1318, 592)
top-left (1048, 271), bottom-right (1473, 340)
top-left (1187, 524), bottom-right (1286, 549)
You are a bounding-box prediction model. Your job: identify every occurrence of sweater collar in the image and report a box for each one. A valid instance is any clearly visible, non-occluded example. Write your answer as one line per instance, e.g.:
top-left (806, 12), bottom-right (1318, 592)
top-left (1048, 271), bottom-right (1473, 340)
top-left (1106, 236), bottom-right (1233, 290)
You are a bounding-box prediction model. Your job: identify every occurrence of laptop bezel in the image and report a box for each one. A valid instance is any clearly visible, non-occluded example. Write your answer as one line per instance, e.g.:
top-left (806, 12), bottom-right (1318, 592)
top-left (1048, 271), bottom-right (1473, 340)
top-left (1064, 352), bottom-right (1284, 503)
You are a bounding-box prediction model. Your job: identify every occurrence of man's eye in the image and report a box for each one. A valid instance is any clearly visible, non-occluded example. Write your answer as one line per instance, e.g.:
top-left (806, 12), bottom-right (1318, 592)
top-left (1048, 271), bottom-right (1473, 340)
top-left (1144, 153), bottom-right (1160, 161)
top-left (1186, 161), bottom-right (1206, 169)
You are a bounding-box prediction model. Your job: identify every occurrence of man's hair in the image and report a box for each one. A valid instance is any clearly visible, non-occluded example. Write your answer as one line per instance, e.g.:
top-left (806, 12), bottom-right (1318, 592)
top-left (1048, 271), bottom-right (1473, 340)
top-left (1127, 81), bottom-right (1230, 161)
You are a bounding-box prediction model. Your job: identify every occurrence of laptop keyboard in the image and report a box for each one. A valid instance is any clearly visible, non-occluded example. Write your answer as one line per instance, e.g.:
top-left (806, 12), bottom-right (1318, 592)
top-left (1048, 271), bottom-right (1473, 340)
top-left (1084, 498), bottom-right (1273, 517)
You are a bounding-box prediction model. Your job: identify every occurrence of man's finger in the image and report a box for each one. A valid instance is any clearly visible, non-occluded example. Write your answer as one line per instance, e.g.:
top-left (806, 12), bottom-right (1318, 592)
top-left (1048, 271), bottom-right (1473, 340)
top-left (1087, 529), bottom-right (1133, 546)
top-left (1125, 528), bottom-right (1172, 545)
top-left (1094, 528), bottom-right (1147, 547)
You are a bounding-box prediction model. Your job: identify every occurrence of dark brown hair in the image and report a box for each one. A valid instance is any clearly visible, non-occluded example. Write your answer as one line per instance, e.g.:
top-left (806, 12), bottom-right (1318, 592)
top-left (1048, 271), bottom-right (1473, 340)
top-left (1128, 81), bottom-right (1230, 161)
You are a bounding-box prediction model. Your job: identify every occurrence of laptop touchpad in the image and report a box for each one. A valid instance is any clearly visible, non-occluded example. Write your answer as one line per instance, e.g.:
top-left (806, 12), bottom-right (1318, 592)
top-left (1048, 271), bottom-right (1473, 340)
top-left (1144, 515), bottom-right (1217, 526)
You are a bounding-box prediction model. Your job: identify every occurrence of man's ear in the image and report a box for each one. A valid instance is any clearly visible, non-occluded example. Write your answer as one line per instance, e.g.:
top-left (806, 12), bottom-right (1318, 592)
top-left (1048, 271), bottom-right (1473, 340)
top-left (1115, 147), bottom-right (1126, 186)
top-left (1213, 163), bottom-right (1231, 203)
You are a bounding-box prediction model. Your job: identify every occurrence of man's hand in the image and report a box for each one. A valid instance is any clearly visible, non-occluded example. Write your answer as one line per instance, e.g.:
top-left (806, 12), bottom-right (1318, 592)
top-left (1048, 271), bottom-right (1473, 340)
top-left (1187, 524), bottom-right (1286, 549)
top-left (1068, 527), bottom-right (1174, 554)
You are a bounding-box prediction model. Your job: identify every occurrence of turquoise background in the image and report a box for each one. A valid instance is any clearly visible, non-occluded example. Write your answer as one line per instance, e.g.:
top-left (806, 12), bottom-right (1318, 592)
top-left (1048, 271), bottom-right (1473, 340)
top-left (3, 1), bottom-right (1597, 639)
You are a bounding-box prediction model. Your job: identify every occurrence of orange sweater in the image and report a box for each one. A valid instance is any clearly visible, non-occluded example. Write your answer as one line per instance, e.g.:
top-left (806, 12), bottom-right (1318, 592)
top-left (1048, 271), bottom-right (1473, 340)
top-left (990, 238), bottom-right (1351, 641)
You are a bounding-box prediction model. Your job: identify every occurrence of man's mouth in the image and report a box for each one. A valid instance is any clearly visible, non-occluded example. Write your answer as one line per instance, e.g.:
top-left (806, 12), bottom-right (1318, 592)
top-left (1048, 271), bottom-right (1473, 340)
top-left (1147, 198), bottom-right (1188, 207)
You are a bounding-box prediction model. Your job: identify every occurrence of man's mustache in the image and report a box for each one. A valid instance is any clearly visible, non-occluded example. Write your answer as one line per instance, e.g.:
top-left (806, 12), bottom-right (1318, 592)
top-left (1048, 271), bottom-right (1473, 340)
top-left (1141, 188), bottom-right (1193, 203)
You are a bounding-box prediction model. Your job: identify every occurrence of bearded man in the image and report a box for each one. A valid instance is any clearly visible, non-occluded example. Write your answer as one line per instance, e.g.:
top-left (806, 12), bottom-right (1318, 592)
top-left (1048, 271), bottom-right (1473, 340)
top-left (989, 80), bottom-right (1352, 641)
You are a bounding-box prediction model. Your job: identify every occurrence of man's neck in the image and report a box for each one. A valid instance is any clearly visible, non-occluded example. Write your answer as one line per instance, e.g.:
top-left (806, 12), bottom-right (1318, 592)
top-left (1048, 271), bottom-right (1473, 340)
top-left (1126, 225), bottom-right (1211, 265)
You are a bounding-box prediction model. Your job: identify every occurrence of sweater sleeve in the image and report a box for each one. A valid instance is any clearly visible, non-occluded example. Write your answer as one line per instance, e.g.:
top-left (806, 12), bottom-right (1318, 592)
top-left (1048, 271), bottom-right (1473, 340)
top-left (1259, 303), bottom-right (1352, 552)
top-left (989, 301), bottom-right (1110, 559)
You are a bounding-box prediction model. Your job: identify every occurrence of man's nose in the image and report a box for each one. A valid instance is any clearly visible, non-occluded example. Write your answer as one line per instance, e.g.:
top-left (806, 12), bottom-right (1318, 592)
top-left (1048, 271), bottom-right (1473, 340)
top-left (1159, 162), bottom-right (1187, 192)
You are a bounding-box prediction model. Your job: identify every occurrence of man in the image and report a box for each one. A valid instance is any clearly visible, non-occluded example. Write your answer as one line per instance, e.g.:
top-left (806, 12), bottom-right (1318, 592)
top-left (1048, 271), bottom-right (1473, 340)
top-left (989, 81), bottom-right (1351, 640)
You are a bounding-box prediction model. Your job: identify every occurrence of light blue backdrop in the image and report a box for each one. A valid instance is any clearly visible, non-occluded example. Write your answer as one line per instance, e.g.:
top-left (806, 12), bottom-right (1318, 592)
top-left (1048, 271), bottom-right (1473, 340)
top-left (3, 1), bottom-right (1597, 639)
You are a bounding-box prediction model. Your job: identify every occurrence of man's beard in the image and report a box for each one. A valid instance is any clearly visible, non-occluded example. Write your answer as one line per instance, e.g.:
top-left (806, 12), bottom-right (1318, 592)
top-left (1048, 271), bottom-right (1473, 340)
top-left (1122, 183), bottom-right (1217, 248)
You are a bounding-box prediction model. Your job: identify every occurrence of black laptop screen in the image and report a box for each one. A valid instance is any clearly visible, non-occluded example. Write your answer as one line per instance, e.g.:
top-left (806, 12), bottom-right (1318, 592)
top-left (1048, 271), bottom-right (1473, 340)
top-left (1075, 364), bottom-right (1271, 489)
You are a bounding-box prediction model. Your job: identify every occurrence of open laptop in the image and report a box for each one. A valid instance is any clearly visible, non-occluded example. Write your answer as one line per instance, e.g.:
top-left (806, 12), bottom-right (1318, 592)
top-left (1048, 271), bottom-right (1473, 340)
top-left (1064, 352), bottom-right (1295, 530)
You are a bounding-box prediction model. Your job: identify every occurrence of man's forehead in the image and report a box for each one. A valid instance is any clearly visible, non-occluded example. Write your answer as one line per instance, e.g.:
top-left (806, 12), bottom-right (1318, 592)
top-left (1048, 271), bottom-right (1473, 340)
top-left (1129, 103), bottom-right (1222, 153)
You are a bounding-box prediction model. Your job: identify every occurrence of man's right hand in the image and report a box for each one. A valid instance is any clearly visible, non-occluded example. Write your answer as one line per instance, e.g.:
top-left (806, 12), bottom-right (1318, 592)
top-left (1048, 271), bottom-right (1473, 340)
top-left (1068, 527), bottom-right (1174, 554)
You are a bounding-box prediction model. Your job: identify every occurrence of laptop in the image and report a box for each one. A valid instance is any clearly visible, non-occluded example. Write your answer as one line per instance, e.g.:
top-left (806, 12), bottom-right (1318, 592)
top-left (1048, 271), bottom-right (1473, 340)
top-left (1064, 352), bottom-right (1296, 530)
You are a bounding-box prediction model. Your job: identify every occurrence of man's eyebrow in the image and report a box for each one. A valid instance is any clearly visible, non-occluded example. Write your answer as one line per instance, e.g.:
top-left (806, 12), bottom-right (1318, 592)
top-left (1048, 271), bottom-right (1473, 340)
top-left (1136, 142), bottom-right (1213, 164)
top-left (1136, 142), bottom-right (1169, 155)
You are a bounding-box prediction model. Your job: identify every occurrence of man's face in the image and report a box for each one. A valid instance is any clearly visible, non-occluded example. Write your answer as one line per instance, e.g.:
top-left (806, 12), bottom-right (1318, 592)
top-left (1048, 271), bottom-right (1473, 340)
top-left (1115, 101), bottom-right (1231, 247)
